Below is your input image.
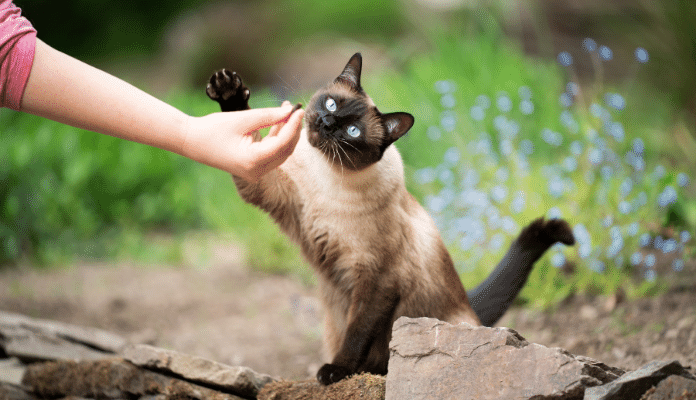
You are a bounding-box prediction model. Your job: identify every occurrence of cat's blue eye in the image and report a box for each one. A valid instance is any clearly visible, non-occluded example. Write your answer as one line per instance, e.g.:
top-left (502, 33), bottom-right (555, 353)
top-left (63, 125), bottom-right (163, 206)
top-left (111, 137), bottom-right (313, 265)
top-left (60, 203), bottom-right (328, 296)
top-left (325, 97), bottom-right (337, 112)
top-left (347, 125), bottom-right (361, 138)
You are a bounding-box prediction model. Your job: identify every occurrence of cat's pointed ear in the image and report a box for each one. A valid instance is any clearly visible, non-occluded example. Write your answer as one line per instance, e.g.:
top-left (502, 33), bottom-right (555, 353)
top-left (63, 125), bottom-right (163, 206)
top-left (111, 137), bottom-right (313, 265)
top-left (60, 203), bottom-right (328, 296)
top-left (382, 112), bottom-right (414, 142)
top-left (334, 53), bottom-right (362, 89)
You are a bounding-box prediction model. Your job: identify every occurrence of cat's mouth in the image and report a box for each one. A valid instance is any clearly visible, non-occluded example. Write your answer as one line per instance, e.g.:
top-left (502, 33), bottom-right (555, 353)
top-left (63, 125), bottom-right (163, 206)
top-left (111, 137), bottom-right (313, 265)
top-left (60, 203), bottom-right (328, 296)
top-left (306, 114), bottom-right (362, 170)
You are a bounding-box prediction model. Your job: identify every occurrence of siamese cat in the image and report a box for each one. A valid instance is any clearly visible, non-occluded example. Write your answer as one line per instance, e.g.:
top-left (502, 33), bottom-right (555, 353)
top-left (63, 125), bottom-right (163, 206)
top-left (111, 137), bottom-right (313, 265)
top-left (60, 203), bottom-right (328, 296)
top-left (206, 53), bottom-right (575, 385)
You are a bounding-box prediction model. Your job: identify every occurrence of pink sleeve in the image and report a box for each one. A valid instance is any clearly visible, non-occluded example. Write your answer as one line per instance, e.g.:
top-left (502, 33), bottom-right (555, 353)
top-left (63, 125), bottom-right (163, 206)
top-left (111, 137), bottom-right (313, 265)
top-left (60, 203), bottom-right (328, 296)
top-left (0, 0), bottom-right (36, 111)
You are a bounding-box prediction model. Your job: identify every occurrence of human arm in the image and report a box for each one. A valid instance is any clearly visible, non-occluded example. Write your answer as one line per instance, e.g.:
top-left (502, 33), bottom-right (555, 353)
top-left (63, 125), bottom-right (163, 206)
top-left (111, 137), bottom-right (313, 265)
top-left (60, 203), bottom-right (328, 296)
top-left (19, 39), bottom-right (303, 181)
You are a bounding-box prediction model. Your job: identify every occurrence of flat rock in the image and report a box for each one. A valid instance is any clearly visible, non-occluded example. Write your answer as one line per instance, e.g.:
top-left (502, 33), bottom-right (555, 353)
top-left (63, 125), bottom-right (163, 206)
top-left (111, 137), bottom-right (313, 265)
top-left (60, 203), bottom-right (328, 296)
top-left (584, 360), bottom-right (695, 400)
top-left (123, 344), bottom-right (275, 399)
top-left (640, 375), bottom-right (696, 400)
top-left (0, 311), bottom-right (126, 354)
top-left (21, 358), bottom-right (246, 400)
top-left (0, 357), bottom-right (26, 385)
top-left (386, 317), bottom-right (625, 400)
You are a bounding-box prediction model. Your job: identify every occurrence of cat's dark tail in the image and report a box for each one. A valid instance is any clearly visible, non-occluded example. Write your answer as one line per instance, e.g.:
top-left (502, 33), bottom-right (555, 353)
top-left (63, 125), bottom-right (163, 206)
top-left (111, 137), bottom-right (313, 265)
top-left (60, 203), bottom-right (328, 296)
top-left (466, 218), bottom-right (575, 327)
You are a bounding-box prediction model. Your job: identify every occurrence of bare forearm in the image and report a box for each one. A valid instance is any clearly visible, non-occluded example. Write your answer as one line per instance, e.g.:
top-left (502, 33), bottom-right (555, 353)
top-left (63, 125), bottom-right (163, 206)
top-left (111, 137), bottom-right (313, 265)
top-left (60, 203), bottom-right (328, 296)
top-left (20, 39), bottom-right (188, 154)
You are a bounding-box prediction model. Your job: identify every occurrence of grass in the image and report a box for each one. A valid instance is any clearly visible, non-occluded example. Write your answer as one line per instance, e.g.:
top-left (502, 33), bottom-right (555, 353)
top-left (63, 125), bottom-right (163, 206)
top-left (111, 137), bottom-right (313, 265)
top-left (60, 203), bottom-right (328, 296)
top-left (0, 23), bottom-right (693, 308)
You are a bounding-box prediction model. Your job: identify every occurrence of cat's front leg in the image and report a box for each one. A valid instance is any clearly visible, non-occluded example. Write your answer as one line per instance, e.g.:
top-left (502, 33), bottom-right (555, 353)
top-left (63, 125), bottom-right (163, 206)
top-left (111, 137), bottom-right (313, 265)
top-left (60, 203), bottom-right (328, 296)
top-left (317, 282), bottom-right (400, 385)
top-left (206, 69), bottom-right (251, 112)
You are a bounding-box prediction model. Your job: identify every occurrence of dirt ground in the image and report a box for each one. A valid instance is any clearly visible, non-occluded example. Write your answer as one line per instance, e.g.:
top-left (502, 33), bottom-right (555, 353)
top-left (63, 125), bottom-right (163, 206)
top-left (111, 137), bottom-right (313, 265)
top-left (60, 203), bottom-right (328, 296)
top-left (0, 237), bottom-right (695, 380)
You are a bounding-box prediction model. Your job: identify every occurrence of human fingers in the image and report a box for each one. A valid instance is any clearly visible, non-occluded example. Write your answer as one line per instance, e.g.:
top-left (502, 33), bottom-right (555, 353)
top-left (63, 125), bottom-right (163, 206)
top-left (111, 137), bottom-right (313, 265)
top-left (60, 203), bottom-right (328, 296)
top-left (235, 104), bottom-right (296, 133)
top-left (269, 102), bottom-right (301, 137)
top-left (250, 108), bottom-right (304, 175)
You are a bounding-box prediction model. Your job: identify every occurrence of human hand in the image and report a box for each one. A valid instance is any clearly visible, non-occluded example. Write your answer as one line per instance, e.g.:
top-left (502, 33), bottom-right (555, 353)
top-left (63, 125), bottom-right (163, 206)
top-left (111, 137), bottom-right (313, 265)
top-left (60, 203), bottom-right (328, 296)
top-left (182, 102), bottom-right (304, 182)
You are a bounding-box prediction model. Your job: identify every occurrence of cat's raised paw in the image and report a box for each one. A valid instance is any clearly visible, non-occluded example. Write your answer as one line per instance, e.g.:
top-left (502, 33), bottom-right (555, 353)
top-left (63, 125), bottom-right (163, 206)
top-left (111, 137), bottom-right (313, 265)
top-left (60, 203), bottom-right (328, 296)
top-left (206, 69), bottom-right (251, 112)
top-left (317, 363), bottom-right (352, 385)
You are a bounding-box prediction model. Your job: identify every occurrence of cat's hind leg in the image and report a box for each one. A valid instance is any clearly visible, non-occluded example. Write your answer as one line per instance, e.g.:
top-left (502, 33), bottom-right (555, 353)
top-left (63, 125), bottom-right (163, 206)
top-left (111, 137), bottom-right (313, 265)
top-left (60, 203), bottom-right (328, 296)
top-left (206, 69), bottom-right (251, 112)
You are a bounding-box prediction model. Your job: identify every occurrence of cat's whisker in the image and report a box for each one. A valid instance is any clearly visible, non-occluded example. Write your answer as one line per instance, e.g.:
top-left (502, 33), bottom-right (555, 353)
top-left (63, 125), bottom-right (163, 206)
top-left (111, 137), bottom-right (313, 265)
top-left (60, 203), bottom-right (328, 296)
top-left (337, 141), bottom-right (357, 170)
top-left (339, 139), bottom-right (360, 153)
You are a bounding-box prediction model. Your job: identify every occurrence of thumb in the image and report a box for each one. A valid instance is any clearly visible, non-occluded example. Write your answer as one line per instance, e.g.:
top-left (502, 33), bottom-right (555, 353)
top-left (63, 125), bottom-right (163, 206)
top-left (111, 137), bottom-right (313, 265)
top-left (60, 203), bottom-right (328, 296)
top-left (234, 105), bottom-right (295, 133)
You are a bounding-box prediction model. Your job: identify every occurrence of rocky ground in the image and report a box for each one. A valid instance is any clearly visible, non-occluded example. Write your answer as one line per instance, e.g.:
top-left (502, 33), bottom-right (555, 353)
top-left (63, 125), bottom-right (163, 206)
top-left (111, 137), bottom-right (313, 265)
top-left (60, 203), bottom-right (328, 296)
top-left (0, 237), bottom-right (695, 383)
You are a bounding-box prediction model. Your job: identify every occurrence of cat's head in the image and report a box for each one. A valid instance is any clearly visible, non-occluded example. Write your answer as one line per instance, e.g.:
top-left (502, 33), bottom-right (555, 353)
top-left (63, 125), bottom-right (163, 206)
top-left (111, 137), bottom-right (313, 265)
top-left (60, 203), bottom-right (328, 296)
top-left (305, 53), bottom-right (414, 171)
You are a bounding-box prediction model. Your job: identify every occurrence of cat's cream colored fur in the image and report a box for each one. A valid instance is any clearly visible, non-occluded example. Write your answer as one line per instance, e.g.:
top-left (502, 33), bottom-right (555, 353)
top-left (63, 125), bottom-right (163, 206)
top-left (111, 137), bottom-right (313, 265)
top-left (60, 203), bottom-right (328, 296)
top-left (233, 123), bottom-right (480, 371)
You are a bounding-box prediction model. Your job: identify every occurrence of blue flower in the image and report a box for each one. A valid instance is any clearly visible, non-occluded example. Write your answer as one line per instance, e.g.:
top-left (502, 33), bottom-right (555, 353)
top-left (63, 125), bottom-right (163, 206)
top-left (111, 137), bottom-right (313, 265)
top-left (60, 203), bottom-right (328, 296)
top-left (438, 169), bottom-right (454, 186)
top-left (427, 195), bottom-right (448, 213)
top-left (644, 269), bottom-right (657, 282)
top-left (607, 228), bottom-right (623, 258)
top-left (680, 230), bottom-right (691, 243)
top-left (632, 138), bottom-right (645, 155)
top-left (618, 201), bottom-right (631, 215)
top-left (491, 186), bottom-right (508, 204)
top-left (570, 141), bottom-right (583, 156)
top-left (548, 178), bottom-right (564, 198)
top-left (639, 233), bottom-right (651, 247)
top-left (582, 38), bottom-right (597, 52)
top-left (520, 100), bottom-right (534, 115)
top-left (672, 259), bottom-right (684, 272)
top-left (435, 80), bottom-right (456, 94)
top-left (460, 189), bottom-right (489, 209)
top-left (501, 216), bottom-right (517, 233)
top-left (493, 115), bottom-right (508, 131)
top-left (551, 252), bottom-right (566, 268)
top-left (566, 82), bottom-right (580, 96)
top-left (548, 207), bottom-right (562, 219)
top-left (590, 259), bottom-right (605, 273)
top-left (440, 111), bottom-right (457, 131)
top-left (443, 147), bottom-right (460, 166)
top-left (590, 103), bottom-right (604, 118)
top-left (563, 156), bottom-right (577, 172)
top-left (558, 51), bottom-right (573, 66)
top-left (645, 254), bottom-right (656, 267)
top-left (635, 47), bottom-right (649, 63)
top-left (627, 222), bottom-right (639, 236)
top-left (461, 169), bottom-right (480, 188)
top-left (605, 92), bottom-right (626, 111)
top-left (602, 215), bottom-right (613, 228)
top-left (499, 140), bottom-right (513, 156)
top-left (427, 126), bottom-right (441, 141)
top-left (510, 191), bottom-right (526, 214)
top-left (489, 233), bottom-right (505, 251)
top-left (654, 235), bottom-right (664, 249)
top-left (518, 86), bottom-right (532, 100)
top-left (600, 166), bottom-right (613, 181)
top-left (542, 129), bottom-right (563, 146)
top-left (560, 93), bottom-right (573, 108)
top-left (620, 178), bottom-right (633, 197)
top-left (470, 105), bottom-right (485, 122)
top-left (657, 185), bottom-right (678, 207)
top-left (441, 94), bottom-right (456, 109)
top-left (677, 172), bottom-right (690, 187)
top-left (588, 148), bottom-right (603, 165)
top-left (599, 45), bottom-right (613, 61)
top-left (497, 93), bottom-right (512, 112)
top-left (630, 252), bottom-right (642, 265)
top-left (604, 121), bottom-right (624, 142)
top-left (560, 111), bottom-right (579, 133)
top-left (414, 168), bottom-right (436, 185)
top-left (662, 239), bottom-right (677, 254)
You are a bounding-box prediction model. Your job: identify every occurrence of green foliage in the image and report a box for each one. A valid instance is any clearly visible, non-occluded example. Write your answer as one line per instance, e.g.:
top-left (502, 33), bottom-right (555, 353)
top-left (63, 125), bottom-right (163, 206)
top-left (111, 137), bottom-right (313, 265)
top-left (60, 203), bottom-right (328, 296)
top-left (1, 6), bottom-right (693, 310)
top-left (364, 24), bottom-right (694, 309)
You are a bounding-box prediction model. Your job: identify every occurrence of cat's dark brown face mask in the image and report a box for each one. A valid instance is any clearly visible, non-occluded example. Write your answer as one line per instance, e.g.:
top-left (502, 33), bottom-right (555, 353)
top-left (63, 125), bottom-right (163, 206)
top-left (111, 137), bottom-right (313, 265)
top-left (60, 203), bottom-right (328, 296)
top-left (305, 53), bottom-right (414, 171)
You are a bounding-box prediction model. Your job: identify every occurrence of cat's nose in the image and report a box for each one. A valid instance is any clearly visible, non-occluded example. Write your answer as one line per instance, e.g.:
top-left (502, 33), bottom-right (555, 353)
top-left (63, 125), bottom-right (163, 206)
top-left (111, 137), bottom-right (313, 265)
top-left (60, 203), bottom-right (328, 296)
top-left (321, 115), bottom-right (336, 127)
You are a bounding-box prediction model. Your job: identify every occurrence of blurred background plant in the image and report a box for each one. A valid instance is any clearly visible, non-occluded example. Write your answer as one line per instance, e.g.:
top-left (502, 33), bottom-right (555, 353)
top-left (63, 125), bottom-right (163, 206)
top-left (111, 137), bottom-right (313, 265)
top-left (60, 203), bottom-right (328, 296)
top-left (1, 0), bottom-right (694, 307)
